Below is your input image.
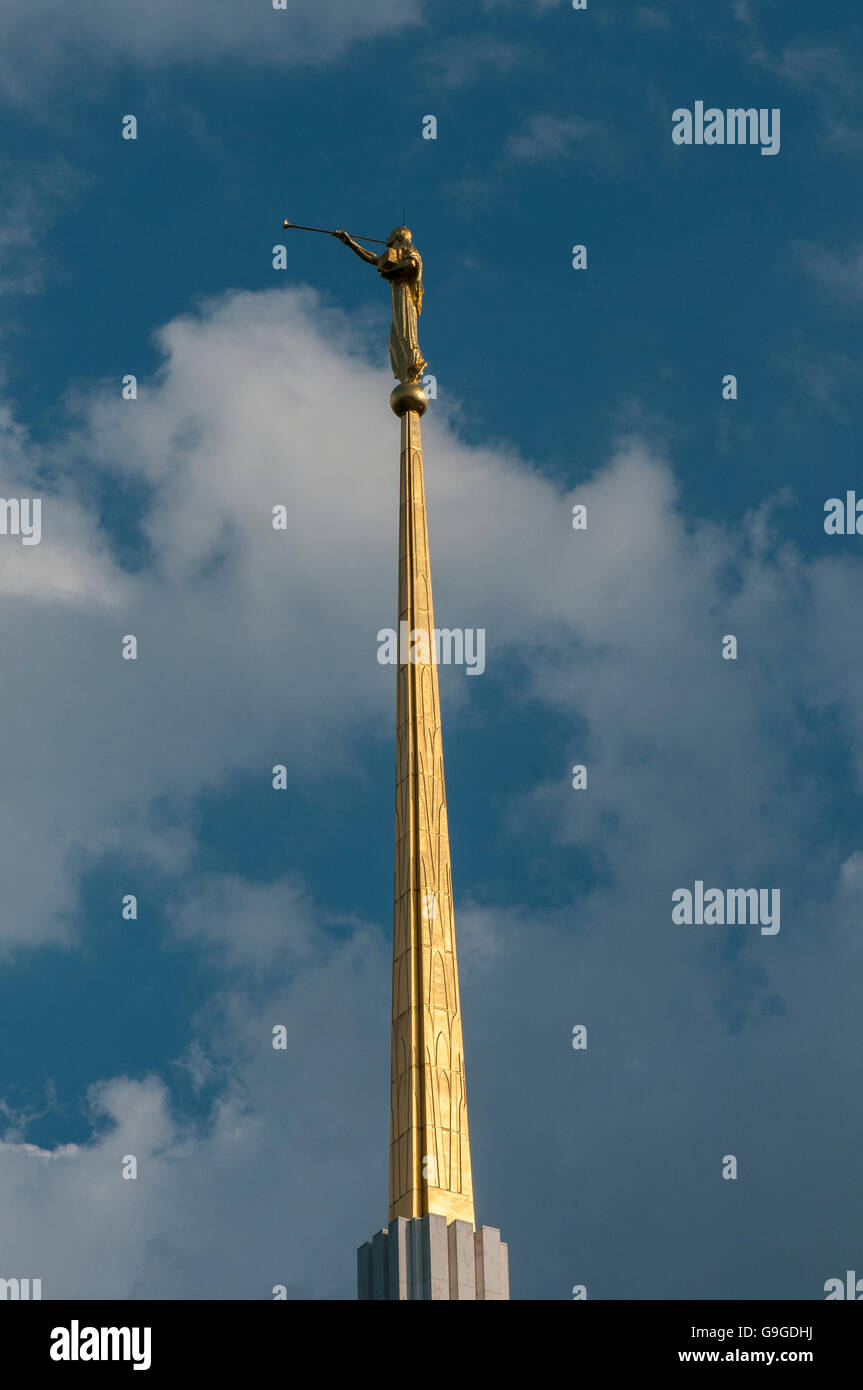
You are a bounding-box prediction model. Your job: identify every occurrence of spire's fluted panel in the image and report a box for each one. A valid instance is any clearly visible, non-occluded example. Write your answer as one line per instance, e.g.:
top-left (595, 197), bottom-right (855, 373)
top-left (389, 407), bottom-right (475, 1227)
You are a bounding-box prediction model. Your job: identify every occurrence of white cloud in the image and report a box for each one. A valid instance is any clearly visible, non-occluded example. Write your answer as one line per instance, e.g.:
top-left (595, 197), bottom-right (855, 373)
top-left (634, 6), bottom-right (672, 29)
top-left (796, 239), bottom-right (863, 302)
top-left (0, 902), bottom-right (389, 1298)
top-left (170, 873), bottom-right (319, 970)
top-left (743, 35), bottom-right (863, 155)
top-left (0, 0), bottom-right (423, 102)
top-left (3, 852), bottom-right (860, 1297)
top-left (423, 36), bottom-right (528, 90)
top-left (504, 112), bottom-right (610, 165)
top-left (1, 284), bottom-right (862, 1293)
top-left (480, 0), bottom-right (558, 10)
top-left (0, 280), bottom-right (861, 967)
top-left (839, 850), bottom-right (863, 891)
top-left (0, 159), bottom-right (88, 302)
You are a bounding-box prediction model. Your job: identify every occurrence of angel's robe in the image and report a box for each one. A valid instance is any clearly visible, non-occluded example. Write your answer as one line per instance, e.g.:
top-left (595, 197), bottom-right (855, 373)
top-left (378, 250), bottom-right (426, 385)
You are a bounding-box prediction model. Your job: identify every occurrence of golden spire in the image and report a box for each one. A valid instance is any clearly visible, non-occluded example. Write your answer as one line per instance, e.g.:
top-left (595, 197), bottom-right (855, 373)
top-left (389, 390), bottom-right (475, 1227)
top-left (328, 218), bottom-right (475, 1227)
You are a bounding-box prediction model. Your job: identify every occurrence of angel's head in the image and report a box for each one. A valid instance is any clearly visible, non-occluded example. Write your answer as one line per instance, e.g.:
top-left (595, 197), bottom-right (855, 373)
top-left (386, 226), bottom-right (413, 250)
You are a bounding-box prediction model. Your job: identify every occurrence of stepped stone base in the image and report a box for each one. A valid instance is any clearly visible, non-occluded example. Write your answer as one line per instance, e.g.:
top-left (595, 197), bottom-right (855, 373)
top-left (357, 1215), bottom-right (509, 1300)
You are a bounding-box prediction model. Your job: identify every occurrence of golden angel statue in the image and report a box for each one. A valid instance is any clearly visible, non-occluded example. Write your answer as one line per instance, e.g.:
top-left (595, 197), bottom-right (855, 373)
top-left (334, 226), bottom-right (427, 385)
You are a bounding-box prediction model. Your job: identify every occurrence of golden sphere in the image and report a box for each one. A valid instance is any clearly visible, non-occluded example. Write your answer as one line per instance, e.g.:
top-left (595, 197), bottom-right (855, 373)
top-left (389, 383), bottom-right (428, 417)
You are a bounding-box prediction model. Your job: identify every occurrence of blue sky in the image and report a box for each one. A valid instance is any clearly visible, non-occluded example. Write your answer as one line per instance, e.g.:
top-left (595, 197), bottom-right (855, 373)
top-left (0, 0), bottom-right (861, 1299)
